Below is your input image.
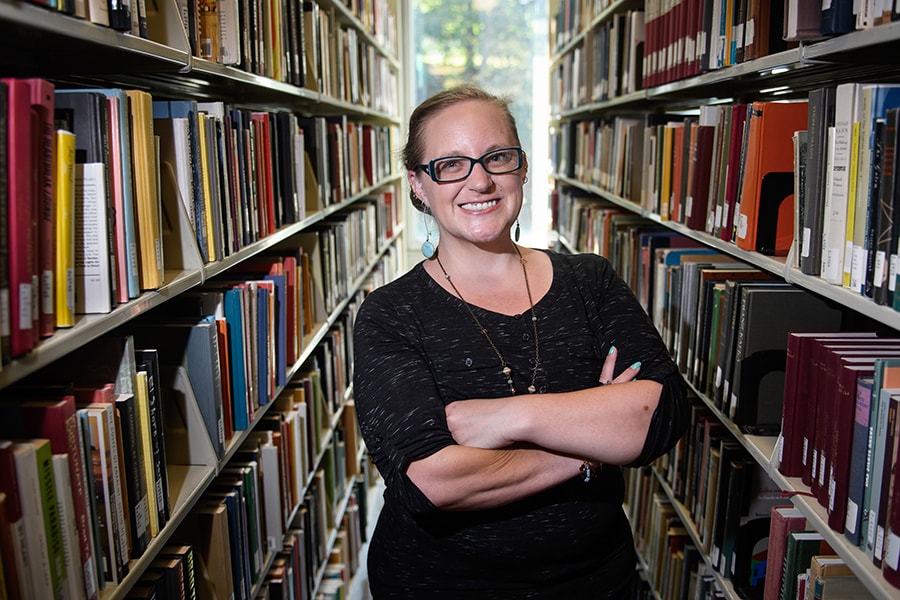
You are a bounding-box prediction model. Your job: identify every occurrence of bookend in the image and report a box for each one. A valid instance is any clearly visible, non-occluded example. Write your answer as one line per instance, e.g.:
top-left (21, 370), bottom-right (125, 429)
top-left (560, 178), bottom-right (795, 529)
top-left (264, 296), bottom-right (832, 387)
top-left (755, 172), bottom-right (794, 256)
top-left (159, 364), bottom-right (218, 468)
top-left (160, 161), bottom-right (204, 274)
top-left (145, 0), bottom-right (193, 70)
top-left (734, 348), bottom-right (787, 433)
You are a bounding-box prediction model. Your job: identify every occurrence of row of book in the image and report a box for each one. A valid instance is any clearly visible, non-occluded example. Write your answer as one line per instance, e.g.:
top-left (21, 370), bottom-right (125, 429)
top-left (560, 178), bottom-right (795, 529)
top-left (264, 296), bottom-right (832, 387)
top-left (778, 335), bottom-right (900, 583)
top-left (627, 464), bottom-right (877, 599)
top-left (0, 74), bottom-right (399, 363)
top-left (0, 273), bottom-right (370, 598)
top-left (0, 350), bottom-right (171, 599)
top-left (20, 0), bottom-right (400, 112)
top-left (553, 0), bottom-right (899, 104)
top-left (797, 84), bottom-right (900, 311)
top-left (20, 0), bottom-right (151, 36)
top-left (555, 82), bottom-right (900, 316)
top-left (550, 9), bottom-right (645, 114)
top-left (178, 0), bottom-right (399, 110)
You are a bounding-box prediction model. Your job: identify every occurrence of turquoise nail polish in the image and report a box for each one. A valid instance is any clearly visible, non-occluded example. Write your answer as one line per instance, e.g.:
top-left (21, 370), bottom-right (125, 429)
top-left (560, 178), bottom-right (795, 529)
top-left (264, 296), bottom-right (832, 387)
top-left (608, 346), bottom-right (616, 355)
top-left (630, 361), bottom-right (641, 370)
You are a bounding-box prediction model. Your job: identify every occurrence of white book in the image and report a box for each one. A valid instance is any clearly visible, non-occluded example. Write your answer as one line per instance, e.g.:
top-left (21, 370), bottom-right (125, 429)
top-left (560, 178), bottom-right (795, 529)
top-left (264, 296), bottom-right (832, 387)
top-left (820, 126), bottom-right (843, 283)
top-left (12, 442), bottom-right (57, 599)
top-left (52, 454), bottom-right (83, 600)
top-left (217, 0), bottom-right (240, 65)
top-left (75, 163), bottom-right (113, 315)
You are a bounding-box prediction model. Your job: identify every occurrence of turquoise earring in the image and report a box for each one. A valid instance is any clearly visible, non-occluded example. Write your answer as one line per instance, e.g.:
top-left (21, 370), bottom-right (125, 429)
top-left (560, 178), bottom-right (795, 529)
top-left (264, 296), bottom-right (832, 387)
top-left (422, 210), bottom-right (436, 258)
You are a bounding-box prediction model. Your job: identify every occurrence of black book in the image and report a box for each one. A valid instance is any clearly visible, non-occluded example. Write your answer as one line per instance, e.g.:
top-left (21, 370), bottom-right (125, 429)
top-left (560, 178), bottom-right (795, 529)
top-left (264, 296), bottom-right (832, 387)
top-left (799, 86), bottom-right (836, 275)
top-left (135, 348), bottom-right (171, 526)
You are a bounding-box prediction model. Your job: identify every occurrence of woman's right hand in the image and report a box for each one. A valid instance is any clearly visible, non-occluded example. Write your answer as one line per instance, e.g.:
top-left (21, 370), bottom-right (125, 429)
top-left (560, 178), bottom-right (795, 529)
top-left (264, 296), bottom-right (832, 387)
top-left (599, 345), bottom-right (641, 386)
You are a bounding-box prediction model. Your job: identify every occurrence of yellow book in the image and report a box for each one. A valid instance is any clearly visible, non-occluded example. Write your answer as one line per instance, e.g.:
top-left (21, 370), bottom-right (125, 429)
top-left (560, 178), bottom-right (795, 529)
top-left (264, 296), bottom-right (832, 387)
top-left (55, 129), bottom-right (76, 328)
top-left (126, 89), bottom-right (164, 290)
top-left (134, 370), bottom-right (159, 536)
top-left (843, 120), bottom-right (861, 288)
top-left (196, 113), bottom-right (217, 262)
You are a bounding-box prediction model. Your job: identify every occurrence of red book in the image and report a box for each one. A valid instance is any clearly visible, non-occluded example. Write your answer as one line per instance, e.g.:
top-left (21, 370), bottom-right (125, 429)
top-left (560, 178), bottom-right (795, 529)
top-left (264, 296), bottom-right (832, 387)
top-left (763, 506), bottom-right (807, 600)
top-left (685, 123), bottom-right (716, 231)
top-left (780, 332), bottom-right (878, 477)
top-left (0, 440), bottom-right (23, 599)
top-left (2, 78), bottom-right (35, 358)
top-left (26, 78), bottom-right (56, 339)
top-left (882, 406), bottom-right (900, 587)
top-left (251, 112), bottom-right (276, 236)
top-left (804, 343), bottom-right (900, 490)
top-left (13, 395), bottom-right (99, 600)
top-left (721, 103), bottom-right (748, 243)
top-left (734, 101), bottom-right (809, 256)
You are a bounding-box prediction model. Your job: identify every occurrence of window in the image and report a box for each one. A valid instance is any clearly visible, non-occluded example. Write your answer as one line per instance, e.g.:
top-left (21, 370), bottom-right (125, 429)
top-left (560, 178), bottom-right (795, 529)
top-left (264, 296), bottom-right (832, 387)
top-left (405, 0), bottom-right (550, 251)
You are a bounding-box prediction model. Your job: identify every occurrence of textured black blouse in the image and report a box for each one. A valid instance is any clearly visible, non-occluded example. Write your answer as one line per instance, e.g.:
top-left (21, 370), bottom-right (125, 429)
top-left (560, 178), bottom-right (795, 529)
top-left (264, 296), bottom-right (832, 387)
top-left (352, 250), bottom-right (688, 598)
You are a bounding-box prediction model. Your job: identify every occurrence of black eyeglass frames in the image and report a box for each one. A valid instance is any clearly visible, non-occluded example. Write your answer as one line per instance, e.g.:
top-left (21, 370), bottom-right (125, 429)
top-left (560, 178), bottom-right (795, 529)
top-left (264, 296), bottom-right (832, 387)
top-left (416, 146), bottom-right (524, 183)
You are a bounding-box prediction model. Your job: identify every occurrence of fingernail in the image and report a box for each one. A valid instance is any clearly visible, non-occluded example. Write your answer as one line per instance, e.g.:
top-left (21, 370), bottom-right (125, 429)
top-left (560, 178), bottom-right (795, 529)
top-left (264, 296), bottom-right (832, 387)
top-left (608, 346), bottom-right (616, 355)
top-left (630, 361), bottom-right (641, 370)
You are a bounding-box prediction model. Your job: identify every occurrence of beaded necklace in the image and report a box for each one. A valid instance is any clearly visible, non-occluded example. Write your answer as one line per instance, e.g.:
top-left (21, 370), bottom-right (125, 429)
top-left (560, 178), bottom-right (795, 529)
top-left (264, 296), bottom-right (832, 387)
top-left (435, 245), bottom-right (541, 394)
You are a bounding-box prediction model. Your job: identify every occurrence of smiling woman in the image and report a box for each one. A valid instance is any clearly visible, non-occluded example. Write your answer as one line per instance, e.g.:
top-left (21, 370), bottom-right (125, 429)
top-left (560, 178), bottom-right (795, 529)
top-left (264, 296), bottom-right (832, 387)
top-left (351, 85), bottom-right (689, 598)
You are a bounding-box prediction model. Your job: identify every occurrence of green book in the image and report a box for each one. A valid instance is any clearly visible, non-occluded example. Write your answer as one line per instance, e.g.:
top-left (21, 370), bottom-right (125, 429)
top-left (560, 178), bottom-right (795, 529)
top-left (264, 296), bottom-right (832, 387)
top-left (779, 531), bottom-right (829, 600)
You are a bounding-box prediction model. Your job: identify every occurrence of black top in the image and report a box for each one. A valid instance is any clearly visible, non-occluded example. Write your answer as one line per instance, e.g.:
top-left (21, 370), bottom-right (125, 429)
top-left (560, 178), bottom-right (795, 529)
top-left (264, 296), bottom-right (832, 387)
top-left (352, 250), bottom-right (687, 598)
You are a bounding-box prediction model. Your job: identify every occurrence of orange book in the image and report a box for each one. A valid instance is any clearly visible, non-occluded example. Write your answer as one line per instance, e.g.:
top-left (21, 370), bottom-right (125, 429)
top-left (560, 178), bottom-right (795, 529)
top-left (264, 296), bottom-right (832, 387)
top-left (735, 101), bottom-right (809, 256)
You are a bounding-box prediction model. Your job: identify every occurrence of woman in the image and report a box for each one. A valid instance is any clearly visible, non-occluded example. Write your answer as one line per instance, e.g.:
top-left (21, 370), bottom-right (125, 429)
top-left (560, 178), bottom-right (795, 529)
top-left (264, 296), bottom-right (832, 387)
top-left (353, 84), bottom-right (688, 598)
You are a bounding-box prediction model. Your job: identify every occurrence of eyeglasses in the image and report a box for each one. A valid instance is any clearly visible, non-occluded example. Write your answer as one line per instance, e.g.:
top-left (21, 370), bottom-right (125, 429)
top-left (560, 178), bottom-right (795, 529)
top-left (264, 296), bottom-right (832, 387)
top-left (417, 146), bottom-right (524, 183)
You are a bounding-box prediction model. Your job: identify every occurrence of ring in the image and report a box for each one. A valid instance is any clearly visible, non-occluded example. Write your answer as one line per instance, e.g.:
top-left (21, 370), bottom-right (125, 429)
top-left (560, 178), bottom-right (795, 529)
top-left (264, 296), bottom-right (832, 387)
top-left (599, 380), bottom-right (610, 386)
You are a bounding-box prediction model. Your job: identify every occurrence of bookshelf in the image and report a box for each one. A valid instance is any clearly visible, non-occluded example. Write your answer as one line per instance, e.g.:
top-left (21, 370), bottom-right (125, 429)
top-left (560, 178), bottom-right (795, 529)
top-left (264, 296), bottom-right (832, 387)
top-left (550, 0), bottom-right (900, 598)
top-left (0, 0), bottom-right (402, 598)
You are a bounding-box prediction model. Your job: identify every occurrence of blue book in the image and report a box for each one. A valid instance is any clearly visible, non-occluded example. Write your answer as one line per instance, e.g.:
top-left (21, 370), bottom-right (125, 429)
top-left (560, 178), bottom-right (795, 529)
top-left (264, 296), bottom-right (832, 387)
top-left (224, 287), bottom-right (249, 430)
top-left (845, 375), bottom-right (874, 546)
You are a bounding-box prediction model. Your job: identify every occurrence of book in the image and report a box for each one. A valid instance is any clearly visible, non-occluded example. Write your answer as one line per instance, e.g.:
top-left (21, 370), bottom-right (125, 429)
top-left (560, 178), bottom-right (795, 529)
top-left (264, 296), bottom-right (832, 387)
top-left (823, 83), bottom-right (860, 286)
top-left (26, 78), bottom-right (56, 340)
top-left (12, 439), bottom-right (65, 599)
top-left (798, 87), bottom-right (835, 274)
top-left (74, 162), bottom-right (114, 314)
top-left (779, 531), bottom-right (832, 600)
top-left (126, 89), bottom-right (164, 291)
top-left (845, 376), bottom-right (874, 546)
top-left (779, 332), bottom-right (878, 478)
top-left (114, 392), bottom-right (152, 557)
top-left (763, 506), bottom-right (806, 600)
top-left (129, 316), bottom-right (226, 458)
top-left (134, 348), bottom-right (171, 530)
top-left (0, 395), bottom-right (98, 599)
top-left (54, 88), bottom-right (117, 315)
top-left (728, 286), bottom-right (843, 431)
top-left (2, 78), bottom-right (36, 358)
top-left (94, 88), bottom-right (140, 302)
top-left (54, 128), bottom-right (76, 328)
top-left (79, 403), bottom-right (130, 585)
top-left (51, 453), bottom-right (85, 600)
top-left (735, 100), bottom-right (810, 256)
top-left (0, 441), bottom-right (28, 599)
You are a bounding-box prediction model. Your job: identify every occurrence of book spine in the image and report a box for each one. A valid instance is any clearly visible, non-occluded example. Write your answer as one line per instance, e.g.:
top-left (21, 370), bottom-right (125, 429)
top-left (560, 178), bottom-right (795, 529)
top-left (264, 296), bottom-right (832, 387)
top-left (2, 78), bottom-right (35, 359)
top-left (27, 79), bottom-right (56, 340)
top-left (54, 130), bottom-right (76, 328)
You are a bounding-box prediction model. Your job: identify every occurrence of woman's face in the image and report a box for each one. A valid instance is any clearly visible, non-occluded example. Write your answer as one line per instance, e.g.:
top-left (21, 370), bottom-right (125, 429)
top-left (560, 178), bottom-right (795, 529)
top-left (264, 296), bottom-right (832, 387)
top-left (408, 100), bottom-right (527, 248)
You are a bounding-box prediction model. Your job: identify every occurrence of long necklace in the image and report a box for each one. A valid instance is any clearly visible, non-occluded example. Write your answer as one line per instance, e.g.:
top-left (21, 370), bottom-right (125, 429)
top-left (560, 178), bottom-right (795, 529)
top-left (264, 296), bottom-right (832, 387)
top-left (435, 245), bottom-right (541, 395)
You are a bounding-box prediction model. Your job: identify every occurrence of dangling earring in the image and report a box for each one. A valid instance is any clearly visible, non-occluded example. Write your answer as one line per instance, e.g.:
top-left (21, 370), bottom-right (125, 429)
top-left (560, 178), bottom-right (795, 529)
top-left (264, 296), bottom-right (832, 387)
top-left (514, 219), bottom-right (521, 242)
top-left (422, 212), bottom-right (436, 259)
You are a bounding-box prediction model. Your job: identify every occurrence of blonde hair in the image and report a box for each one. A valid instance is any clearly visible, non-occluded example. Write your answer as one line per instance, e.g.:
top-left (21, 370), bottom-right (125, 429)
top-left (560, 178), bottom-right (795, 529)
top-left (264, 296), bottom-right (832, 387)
top-left (402, 84), bottom-right (520, 212)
